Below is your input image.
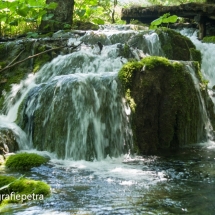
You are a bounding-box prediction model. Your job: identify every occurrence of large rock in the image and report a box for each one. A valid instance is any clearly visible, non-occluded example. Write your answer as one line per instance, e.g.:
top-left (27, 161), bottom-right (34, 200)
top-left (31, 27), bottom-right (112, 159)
top-left (156, 28), bottom-right (201, 63)
top-left (118, 56), bottom-right (211, 154)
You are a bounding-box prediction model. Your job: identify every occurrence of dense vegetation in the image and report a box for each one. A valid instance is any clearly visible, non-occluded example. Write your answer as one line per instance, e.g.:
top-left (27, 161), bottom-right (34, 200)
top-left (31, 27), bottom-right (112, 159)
top-left (0, 0), bottom-right (210, 37)
top-left (0, 0), bottom-right (57, 36)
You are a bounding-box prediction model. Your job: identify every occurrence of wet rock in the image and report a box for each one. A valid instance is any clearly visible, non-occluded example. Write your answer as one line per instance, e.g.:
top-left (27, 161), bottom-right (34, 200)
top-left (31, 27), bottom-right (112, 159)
top-left (0, 129), bottom-right (19, 155)
top-left (52, 30), bottom-right (75, 38)
top-left (156, 28), bottom-right (201, 63)
top-left (119, 56), bottom-right (208, 154)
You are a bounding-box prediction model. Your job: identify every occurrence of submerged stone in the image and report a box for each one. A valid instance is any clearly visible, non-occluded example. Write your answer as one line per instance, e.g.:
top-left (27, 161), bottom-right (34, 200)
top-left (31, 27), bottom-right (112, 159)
top-left (119, 56), bottom-right (210, 154)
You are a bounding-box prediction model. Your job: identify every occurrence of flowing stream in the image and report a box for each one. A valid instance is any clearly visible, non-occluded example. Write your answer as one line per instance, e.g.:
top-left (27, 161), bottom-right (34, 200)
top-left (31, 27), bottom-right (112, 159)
top-left (1, 26), bottom-right (215, 214)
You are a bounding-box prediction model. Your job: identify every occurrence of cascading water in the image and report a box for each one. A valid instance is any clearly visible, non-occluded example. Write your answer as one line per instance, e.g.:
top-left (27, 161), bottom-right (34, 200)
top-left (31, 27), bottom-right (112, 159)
top-left (1, 26), bottom-right (169, 160)
top-left (1, 26), bottom-right (215, 214)
top-left (16, 43), bottom-right (134, 160)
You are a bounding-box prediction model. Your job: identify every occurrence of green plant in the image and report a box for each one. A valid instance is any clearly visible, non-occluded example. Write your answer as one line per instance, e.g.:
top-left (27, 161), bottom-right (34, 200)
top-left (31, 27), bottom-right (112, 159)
top-left (74, 0), bottom-right (121, 24)
top-left (150, 13), bottom-right (178, 29)
top-left (0, 0), bottom-right (57, 36)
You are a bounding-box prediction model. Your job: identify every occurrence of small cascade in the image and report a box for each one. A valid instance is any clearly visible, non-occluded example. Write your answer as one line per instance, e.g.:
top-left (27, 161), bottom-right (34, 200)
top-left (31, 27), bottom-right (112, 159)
top-left (184, 62), bottom-right (212, 138)
top-left (181, 30), bottom-right (215, 88)
top-left (16, 43), bottom-right (133, 160)
top-left (143, 32), bottom-right (164, 56)
top-left (0, 115), bottom-right (29, 150)
top-left (179, 29), bottom-right (215, 139)
top-left (1, 25), bottom-right (211, 160)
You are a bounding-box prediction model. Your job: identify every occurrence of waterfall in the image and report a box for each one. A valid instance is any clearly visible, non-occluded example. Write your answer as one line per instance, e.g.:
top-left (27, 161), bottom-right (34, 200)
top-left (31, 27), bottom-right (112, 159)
top-left (13, 42), bottom-right (134, 160)
top-left (1, 26), bottom-right (212, 160)
top-left (180, 29), bottom-right (215, 129)
top-left (1, 27), bottom-right (165, 160)
top-left (184, 62), bottom-right (213, 138)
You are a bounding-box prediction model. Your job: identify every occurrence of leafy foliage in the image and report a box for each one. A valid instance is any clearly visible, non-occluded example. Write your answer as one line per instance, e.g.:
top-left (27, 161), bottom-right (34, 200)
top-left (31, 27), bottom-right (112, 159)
top-left (74, 0), bottom-right (120, 25)
top-left (0, 0), bottom-right (57, 36)
top-left (150, 13), bottom-right (178, 29)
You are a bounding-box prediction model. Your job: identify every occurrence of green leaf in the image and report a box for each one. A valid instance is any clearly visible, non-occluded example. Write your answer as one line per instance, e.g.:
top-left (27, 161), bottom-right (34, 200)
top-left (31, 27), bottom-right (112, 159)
top-left (151, 17), bottom-right (162, 26)
top-left (45, 2), bottom-right (58, 10)
top-left (9, 19), bottom-right (18, 26)
top-left (149, 24), bottom-right (157, 30)
top-left (92, 18), bottom-right (104, 25)
top-left (26, 32), bottom-right (39, 38)
top-left (168, 15), bottom-right (178, 23)
top-left (16, 7), bottom-right (28, 17)
top-left (76, 9), bottom-right (86, 17)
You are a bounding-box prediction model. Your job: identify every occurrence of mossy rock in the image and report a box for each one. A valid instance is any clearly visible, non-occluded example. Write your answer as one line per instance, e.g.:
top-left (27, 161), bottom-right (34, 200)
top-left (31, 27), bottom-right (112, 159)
top-left (156, 28), bottom-right (201, 63)
top-left (202, 36), bottom-right (215, 43)
top-left (5, 153), bottom-right (49, 171)
top-left (0, 175), bottom-right (50, 205)
top-left (119, 56), bottom-right (208, 154)
top-left (0, 129), bottom-right (19, 155)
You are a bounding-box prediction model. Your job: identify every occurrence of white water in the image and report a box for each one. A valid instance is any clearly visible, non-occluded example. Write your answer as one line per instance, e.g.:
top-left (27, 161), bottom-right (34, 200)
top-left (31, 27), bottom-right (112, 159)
top-left (0, 27), bottom-right (168, 161)
top-left (1, 27), bottom-right (214, 158)
top-left (1, 26), bottom-right (215, 215)
top-left (181, 29), bottom-right (215, 89)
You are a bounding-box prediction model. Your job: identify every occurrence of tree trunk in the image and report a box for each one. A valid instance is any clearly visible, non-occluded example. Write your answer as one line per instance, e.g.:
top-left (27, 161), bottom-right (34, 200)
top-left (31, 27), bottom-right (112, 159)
top-left (40, 0), bottom-right (74, 32)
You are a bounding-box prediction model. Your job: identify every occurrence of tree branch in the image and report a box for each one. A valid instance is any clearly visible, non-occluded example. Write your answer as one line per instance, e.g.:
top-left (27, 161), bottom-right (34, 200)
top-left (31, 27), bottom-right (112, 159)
top-left (0, 42), bottom-right (83, 73)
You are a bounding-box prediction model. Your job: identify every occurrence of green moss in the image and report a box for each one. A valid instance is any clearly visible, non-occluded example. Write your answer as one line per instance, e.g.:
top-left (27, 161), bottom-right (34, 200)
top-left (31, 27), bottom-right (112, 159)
top-left (118, 60), bottom-right (142, 89)
top-left (156, 28), bottom-right (196, 61)
top-left (0, 175), bottom-right (50, 205)
top-left (191, 61), bottom-right (209, 91)
top-left (202, 36), bottom-right (215, 43)
top-left (189, 48), bottom-right (202, 64)
top-left (38, 32), bottom-right (54, 38)
top-left (141, 56), bottom-right (172, 70)
top-left (125, 89), bottom-right (136, 112)
top-left (118, 56), bottom-right (207, 154)
top-left (5, 153), bottom-right (48, 171)
top-left (123, 43), bottom-right (130, 58)
top-left (33, 54), bottom-right (50, 73)
top-left (33, 45), bottom-right (51, 73)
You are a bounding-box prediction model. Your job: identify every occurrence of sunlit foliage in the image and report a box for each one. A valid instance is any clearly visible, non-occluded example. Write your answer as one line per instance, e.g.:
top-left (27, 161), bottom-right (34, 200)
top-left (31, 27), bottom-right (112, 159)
top-left (0, 0), bottom-right (57, 36)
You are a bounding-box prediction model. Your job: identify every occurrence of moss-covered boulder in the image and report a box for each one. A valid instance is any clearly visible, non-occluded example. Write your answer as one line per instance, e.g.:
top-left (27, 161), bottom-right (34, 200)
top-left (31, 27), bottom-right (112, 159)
top-left (0, 129), bottom-right (19, 155)
top-left (5, 153), bottom-right (48, 170)
top-left (0, 175), bottom-right (50, 206)
top-left (156, 28), bottom-right (202, 63)
top-left (119, 56), bottom-right (210, 154)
